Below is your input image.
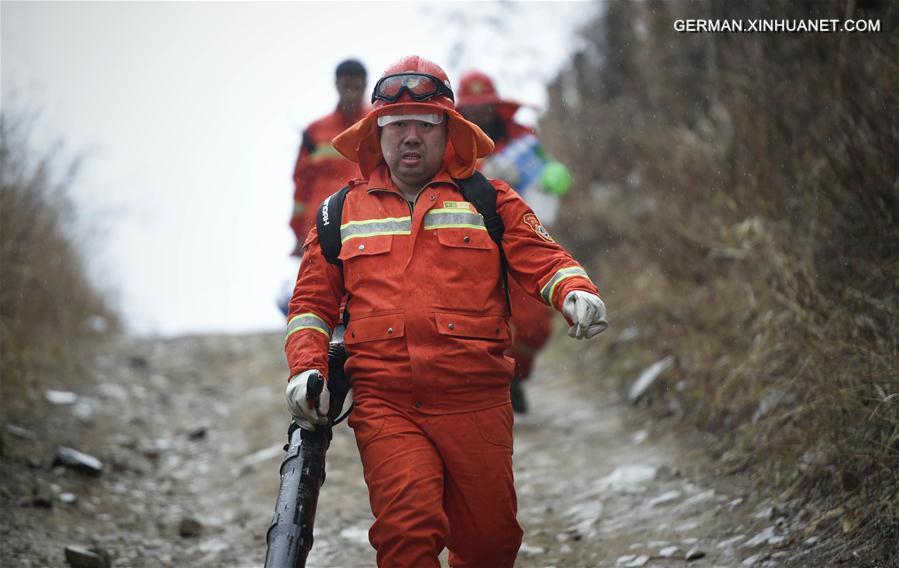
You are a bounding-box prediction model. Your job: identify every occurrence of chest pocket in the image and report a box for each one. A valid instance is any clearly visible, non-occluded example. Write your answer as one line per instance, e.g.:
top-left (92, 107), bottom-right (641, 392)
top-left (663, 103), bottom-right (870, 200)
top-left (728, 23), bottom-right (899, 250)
top-left (338, 235), bottom-right (393, 260)
top-left (435, 312), bottom-right (510, 340)
top-left (425, 205), bottom-right (493, 251)
top-left (338, 235), bottom-right (392, 291)
top-left (434, 228), bottom-right (493, 251)
top-left (345, 312), bottom-right (405, 344)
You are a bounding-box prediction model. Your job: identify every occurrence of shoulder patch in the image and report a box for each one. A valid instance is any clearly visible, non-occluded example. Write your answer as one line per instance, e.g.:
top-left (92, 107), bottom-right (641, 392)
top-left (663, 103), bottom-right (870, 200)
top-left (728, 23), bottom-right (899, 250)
top-left (523, 213), bottom-right (554, 243)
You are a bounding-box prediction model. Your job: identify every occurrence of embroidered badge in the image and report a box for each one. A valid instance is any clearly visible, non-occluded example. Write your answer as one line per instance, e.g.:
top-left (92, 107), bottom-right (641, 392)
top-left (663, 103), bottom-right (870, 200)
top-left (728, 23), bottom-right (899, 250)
top-left (523, 213), bottom-right (554, 242)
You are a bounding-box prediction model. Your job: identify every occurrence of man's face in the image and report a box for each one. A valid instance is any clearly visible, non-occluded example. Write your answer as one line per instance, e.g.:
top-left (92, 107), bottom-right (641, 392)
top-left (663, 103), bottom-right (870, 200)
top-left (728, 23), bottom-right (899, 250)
top-left (458, 104), bottom-right (497, 130)
top-left (336, 75), bottom-right (366, 113)
top-left (380, 119), bottom-right (448, 195)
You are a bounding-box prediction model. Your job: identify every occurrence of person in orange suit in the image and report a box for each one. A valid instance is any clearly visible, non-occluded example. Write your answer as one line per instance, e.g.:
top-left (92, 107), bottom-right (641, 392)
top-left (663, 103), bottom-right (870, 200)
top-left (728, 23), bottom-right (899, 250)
top-left (456, 70), bottom-right (572, 414)
top-left (290, 59), bottom-right (369, 253)
top-left (284, 55), bottom-right (608, 568)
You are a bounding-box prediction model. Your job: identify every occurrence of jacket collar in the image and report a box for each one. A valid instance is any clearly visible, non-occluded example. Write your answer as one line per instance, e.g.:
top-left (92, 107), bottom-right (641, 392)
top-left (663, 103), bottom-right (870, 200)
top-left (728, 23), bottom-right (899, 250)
top-left (367, 164), bottom-right (459, 195)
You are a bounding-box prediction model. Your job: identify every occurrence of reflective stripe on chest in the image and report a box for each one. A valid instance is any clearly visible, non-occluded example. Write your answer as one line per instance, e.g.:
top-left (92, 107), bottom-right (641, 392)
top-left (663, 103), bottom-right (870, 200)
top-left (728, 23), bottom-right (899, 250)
top-left (423, 208), bottom-right (486, 231)
top-left (340, 216), bottom-right (412, 243)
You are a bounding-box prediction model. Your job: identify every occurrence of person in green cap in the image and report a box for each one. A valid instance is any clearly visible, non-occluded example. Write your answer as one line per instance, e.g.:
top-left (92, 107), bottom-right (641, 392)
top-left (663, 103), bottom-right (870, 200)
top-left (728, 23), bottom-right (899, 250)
top-left (456, 69), bottom-right (573, 414)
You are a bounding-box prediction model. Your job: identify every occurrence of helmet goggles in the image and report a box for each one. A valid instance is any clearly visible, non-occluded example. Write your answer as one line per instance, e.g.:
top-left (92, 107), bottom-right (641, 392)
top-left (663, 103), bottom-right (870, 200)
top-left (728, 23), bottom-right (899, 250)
top-left (371, 72), bottom-right (455, 104)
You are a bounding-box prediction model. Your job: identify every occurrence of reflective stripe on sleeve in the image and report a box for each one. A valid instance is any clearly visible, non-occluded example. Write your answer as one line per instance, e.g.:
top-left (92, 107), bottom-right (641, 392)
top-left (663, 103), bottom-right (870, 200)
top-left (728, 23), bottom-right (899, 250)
top-left (423, 208), bottom-right (487, 231)
top-left (340, 216), bottom-right (412, 243)
top-left (540, 266), bottom-right (591, 305)
top-left (285, 312), bottom-right (331, 341)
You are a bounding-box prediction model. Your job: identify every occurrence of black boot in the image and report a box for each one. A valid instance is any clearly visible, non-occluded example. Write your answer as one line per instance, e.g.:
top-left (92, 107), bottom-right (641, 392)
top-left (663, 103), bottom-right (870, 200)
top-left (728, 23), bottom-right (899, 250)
top-left (510, 379), bottom-right (528, 414)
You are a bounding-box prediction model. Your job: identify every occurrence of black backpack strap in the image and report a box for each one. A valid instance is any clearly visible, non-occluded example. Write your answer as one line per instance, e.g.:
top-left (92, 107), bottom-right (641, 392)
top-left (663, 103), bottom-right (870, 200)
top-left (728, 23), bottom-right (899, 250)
top-left (316, 185), bottom-right (351, 327)
top-left (316, 185), bottom-right (350, 267)
top-left (454, 172), bottom-right (511, 315)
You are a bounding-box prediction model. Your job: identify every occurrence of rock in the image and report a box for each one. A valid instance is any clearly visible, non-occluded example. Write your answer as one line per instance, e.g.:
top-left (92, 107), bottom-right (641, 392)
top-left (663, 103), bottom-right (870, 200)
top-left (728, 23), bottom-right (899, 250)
top-left (803, 536), bottom-right (819, 546)
top-left (58, 493), bottom-right (78, 504)
top-left (140, 444), bottom-right (161, 460)
top-left (178, 516), bottom-right (203, 538)
top-left (631, 430), bottom-right (648, 444)
top-left (628, 356), bottom-right (675, 404)
top-left (741, 553), bottom-right (764, 566)
top-left (72, 399), bottom-right (96, 424)
top-left (234, 444), bottom-right (284, 477)
top-left (32, 480), bottom-right (54, 508)
top-left (26, 456), bottom-right (43, 469)
top-left (95, 383), bottom-right (128, 402)
top-left (649, 490), bottom-right (683, 507)
top-left (5, 424), bottom-right (37, 440)
top-left (46, 389), bottom-right (78, 405)
top-left (654, 465), bottom-right (682, 479)
top-left (53, 447), bottom-right (104, 477)
top-left (675, 489), bottom-right (716, 512)
top-left (717, 534), bottom-right (746, 548)
top-left (599, 465), bottom-right (657, 492)
top-left (188, 426), bottom-right (208, 441)
top-left (726, 497), bottom-right (745, 510)
top-left (685, 547), bottom-right (706, 561)
top-left (128, 355), bottom-right (149, 370)
top-left (518, 543), bottom-right (545, 557)
top-left (743, 526), bottom-right (776, 547)
top-left (64, 545), bottom-right (110, 568)
top-left (110, 433), bottom-right (138, 449)
top-left (616, 555), bottom-right (650, 567)
top-left (659, 546), bottom-right (681, 557)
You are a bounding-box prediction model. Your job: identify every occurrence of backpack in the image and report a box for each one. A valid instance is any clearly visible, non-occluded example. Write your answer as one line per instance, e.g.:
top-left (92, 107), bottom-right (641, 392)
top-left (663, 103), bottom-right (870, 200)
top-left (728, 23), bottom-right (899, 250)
top-left (315, 171), bottom-right (510, 313)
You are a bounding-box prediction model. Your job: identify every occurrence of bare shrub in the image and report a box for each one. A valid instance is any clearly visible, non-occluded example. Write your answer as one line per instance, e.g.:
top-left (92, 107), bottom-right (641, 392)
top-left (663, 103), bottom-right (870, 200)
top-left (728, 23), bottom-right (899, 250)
top-left (544, 0), bottom-right (898, 561)
top-left (0, 114), bottom-right (117, 407)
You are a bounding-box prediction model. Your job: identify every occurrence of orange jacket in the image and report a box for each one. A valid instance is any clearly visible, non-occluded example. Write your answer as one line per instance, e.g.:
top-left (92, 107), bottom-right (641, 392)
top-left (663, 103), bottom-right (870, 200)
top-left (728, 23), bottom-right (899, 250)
top-left (290, 106), bottom-right (367, 242)
top-left (285, 164), bottom-right (598, 414)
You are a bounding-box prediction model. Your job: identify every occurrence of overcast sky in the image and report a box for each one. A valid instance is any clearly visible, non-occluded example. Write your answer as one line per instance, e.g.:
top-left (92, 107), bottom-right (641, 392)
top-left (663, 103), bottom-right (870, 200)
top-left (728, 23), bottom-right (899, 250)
top-left (1, 1), bottom-right (597, 336)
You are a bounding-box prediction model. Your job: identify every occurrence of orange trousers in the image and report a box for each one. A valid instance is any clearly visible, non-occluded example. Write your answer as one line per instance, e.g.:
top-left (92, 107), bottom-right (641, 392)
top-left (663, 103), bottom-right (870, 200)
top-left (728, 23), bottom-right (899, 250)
top-left (508, 278), bottom-right (555, 381)
top-left (348, 400), bottom-right (523, 567)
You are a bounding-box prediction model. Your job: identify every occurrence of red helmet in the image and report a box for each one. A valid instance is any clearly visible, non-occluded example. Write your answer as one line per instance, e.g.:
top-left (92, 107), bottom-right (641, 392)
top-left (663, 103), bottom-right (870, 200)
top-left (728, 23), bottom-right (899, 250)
top-left (333, 56), bottom-right (494, 179)
top-left (457, 70), bottom-right (501, 108)
top-left (456, 69), bottom-right (523, 120)
top-left (371, 55), bottom-right (455, 114)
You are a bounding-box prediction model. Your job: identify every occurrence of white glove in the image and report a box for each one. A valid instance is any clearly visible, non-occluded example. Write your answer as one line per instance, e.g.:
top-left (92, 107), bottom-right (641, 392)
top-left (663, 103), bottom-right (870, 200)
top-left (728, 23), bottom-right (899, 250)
top-left (285, 370), bottom-right (330, 430)
top-left (562, 291), bottom-right (608, 340)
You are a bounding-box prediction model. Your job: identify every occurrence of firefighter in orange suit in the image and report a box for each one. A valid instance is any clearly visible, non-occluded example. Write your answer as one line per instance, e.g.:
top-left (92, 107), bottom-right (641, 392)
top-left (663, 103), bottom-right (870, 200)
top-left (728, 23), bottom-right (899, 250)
top-left (283, 56), bottom-right (608, 568)
top-left (456, 69), bottom-right (562, 414)
top-left (290, 59), bottom-right (369, 253)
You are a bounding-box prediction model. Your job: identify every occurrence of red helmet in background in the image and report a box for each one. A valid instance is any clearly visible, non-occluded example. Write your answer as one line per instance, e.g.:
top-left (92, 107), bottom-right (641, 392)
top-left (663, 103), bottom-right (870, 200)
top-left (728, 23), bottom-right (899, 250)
top-left (457, 69), bottom-right (524, 121)
top-left (333, 55), bottom-right (494, 179)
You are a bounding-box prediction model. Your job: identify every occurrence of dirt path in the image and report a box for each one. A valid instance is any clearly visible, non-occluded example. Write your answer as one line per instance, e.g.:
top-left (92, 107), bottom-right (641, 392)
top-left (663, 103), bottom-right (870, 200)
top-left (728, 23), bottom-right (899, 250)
top-left (1, 332), bottom-right (813, 567)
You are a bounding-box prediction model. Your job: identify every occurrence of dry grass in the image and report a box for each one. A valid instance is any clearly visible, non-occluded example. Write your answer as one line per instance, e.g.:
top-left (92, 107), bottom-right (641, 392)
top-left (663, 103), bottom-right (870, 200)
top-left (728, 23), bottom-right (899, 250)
top-left (0, 114), bottom-right (117, 410)
top-left (543, 0), bottom-right (898, 562)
